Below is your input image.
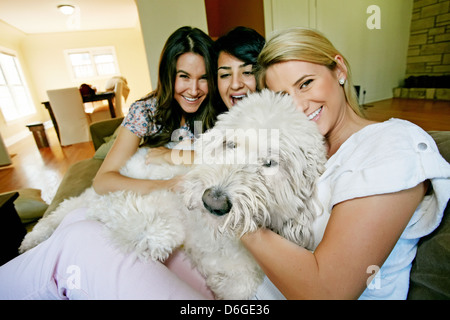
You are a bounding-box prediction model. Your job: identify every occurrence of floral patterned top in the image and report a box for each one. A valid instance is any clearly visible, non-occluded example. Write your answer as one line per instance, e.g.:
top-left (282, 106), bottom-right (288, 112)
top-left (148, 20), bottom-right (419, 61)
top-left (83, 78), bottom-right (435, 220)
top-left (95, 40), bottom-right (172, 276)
top-left (121, 96), bottom-right (194, 142)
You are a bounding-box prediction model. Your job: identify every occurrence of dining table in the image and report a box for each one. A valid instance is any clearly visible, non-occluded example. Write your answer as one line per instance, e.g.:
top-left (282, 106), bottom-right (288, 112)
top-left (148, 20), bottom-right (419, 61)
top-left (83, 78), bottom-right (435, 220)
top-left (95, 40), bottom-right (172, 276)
top-left (42, 91), bottom-right (116, 143)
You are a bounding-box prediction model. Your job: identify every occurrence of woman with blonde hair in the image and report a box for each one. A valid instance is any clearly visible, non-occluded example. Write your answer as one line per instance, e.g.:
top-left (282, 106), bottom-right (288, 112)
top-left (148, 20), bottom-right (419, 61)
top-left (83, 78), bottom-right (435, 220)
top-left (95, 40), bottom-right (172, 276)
top-left (256, 27), bottom-right (362, 118)
top-left (242, 28), bottom-right (450, 299)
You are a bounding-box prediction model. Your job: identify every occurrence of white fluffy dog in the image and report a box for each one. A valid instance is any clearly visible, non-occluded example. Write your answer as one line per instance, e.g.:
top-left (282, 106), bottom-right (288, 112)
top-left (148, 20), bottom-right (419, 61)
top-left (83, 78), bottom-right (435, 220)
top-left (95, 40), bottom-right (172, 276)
top-left (20, 90), bottom-right (327, 299)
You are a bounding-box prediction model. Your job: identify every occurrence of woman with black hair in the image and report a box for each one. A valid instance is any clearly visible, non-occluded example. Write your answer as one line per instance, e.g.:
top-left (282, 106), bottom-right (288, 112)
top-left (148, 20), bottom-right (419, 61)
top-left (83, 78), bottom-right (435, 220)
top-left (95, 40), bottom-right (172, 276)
top-left (215, 26), bottom-right (265, 109)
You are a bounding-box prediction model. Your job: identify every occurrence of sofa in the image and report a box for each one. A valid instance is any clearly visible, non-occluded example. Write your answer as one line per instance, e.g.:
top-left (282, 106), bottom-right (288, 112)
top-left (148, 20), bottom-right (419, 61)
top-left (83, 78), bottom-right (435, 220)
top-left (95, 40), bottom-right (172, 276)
top-left (9, 117), bottom-right (450, 299)
top-left (40, 117), bottom-right (124, 217)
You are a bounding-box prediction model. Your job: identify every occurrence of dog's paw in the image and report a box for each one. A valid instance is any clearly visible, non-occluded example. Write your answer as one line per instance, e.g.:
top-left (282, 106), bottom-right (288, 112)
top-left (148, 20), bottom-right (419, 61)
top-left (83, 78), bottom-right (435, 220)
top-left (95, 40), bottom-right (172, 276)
top-left (206, 270), bottom-right (264, 300)
top-left (203, 257), bottom-right (265, 300)
top-left (89, 190), bottom-right (186, 262)
top-left (125, 209), bottom-right (186, 262)
top-left (19, 232), bottom-right (45, 253)
top-left (19, 217), bottom-right (61, 252)
top-left (19, 208), bottom-right (69, 253)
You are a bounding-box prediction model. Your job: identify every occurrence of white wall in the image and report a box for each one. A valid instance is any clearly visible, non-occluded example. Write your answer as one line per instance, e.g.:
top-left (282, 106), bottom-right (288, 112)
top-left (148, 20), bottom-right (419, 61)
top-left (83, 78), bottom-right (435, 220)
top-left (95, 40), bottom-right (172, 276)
top-left (0, 21), bottom-right (46, 144)
top-left (135, 0), bottom-right (208, 90)
top-left (263, 0), bottom-right (413, 103)
top-left (21, 26), bottom-right (151, 108)
top-left (264, 0), bottom-right (313, 33)
top-left (0, 20), bottom-right (151, 144)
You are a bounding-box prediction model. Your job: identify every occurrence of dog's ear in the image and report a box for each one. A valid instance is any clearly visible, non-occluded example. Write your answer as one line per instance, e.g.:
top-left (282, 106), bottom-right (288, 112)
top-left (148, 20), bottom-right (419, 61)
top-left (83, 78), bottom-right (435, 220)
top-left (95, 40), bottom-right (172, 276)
top-left (297, 140), bottom-right (326, 184)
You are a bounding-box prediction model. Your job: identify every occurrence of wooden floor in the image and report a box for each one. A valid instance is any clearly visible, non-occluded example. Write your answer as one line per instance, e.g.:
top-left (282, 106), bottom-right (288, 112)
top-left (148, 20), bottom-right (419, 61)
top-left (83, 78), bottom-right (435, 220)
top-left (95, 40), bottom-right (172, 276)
top-left (362, 98), bottom-right (450, 132)
top-left (0, 98), bottom-right (449, 203)
top-left (0, 126), bottom-right (95, 203)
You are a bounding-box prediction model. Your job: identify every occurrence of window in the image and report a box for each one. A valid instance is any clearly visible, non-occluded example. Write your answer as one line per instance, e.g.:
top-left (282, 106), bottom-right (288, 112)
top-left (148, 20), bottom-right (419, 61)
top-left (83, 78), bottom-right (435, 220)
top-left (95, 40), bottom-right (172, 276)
top-left (65, 46), bottom-right (120, 80)
top-left (0, 50), bottom-right (35, 122)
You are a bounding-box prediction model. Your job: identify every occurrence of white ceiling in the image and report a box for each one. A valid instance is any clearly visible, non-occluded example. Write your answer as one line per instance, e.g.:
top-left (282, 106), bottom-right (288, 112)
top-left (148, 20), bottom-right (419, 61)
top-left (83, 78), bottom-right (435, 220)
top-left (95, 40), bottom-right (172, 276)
top-left (0, 0), bottom-right (139, 34)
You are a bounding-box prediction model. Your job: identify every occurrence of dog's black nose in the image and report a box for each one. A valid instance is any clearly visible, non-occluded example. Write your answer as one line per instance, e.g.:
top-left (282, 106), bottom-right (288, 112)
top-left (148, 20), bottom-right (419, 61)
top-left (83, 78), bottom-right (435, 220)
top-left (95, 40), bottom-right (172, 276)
top-left (202, 188), bottom-right (232, 216)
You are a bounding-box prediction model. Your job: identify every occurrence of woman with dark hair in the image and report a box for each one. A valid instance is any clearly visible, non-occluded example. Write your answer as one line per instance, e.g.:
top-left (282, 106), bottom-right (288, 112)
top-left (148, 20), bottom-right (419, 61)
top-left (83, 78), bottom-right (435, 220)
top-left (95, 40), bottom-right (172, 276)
top-left (144, 26), bottom-right (223, 147)
top-left (93, 26), bottom-right (225, 195)
top-left (214, 26), bottom-right (265, 109)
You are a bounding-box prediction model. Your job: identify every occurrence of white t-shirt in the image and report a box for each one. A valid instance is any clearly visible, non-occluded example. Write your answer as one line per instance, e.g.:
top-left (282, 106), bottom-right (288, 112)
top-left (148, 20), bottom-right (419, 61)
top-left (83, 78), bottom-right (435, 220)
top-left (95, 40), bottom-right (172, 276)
top-left (254, 119), bottom-right (450, 300)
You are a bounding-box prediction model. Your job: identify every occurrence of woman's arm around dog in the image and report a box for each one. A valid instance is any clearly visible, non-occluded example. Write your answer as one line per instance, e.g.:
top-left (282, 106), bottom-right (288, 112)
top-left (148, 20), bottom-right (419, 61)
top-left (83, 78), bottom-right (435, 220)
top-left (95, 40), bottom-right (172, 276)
top-left (93, 127), bottom-right (181, 195)
top-left (241, 182), bottom-right (428, 299)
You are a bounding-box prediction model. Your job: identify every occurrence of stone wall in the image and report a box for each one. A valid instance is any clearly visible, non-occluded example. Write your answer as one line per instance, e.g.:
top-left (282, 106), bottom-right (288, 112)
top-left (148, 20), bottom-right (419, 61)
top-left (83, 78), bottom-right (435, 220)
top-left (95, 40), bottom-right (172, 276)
top-left (406, 0), bottom-right (450, 77)
top-left (395, 0), bottom-right (450, 99)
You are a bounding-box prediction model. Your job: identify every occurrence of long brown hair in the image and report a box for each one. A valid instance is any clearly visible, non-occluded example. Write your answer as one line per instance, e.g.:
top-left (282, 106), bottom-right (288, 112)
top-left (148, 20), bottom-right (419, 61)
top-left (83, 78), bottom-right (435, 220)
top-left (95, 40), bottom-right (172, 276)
top-left (144, 26), bottom-right (225, 147)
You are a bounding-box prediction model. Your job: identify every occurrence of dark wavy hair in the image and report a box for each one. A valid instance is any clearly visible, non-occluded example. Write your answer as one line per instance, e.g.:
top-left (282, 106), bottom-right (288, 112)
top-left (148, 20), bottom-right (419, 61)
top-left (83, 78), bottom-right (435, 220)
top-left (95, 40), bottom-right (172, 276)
top-left (143, 26), bottom-right (225, 147)
top-left (214, 26), bottom-right (265, 72)
top-left (212, 27), bottom-right (265, 111)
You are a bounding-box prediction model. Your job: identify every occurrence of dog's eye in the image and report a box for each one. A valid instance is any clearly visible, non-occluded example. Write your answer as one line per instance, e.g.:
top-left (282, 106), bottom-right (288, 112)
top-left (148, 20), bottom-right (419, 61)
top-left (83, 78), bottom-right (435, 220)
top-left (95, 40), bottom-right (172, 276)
top-left (263, 159), bottom-right (278, 167)
top-left (225, 140), bottom-right (236, 149)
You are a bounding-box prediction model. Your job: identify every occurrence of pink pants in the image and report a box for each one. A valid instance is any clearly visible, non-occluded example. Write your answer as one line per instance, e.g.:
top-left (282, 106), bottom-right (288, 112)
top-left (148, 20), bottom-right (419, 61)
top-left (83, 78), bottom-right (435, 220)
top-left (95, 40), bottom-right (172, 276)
top-left (0, 207), bottom-right (214, 300)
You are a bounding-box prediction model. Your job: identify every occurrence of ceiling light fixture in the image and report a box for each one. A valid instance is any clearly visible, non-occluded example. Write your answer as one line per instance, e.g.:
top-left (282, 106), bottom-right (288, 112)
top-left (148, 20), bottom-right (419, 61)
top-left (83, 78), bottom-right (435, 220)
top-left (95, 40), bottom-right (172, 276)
top-left (57, 4), bottom-right (75, 15)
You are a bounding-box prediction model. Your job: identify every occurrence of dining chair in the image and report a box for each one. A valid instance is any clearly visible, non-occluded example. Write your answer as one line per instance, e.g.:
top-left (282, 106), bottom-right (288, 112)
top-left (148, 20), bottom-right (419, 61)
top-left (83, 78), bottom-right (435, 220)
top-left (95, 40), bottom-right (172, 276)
top-left (46, 87), bottom-right (91, 146)
top-left (105, 76), bottom-right (130, 117)
top-left (84, 103), bottom-right (111, 123)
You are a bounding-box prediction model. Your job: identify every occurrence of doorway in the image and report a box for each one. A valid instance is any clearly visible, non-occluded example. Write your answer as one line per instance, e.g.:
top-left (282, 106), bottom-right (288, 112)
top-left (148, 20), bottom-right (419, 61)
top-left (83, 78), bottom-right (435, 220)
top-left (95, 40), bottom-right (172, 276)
top-left (204, 0), bottom-right (265, 39)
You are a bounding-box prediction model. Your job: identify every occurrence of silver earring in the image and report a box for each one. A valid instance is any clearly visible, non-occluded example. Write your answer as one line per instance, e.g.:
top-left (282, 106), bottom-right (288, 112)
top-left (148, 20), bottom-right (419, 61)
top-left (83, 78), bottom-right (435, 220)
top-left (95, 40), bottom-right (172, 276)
top-left (339, 78), bottom-right (346, 85)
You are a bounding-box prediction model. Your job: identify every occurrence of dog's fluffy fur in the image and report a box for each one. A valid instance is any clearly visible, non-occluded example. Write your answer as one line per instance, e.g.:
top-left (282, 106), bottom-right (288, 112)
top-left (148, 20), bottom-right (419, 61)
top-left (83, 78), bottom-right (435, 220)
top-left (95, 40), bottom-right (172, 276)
top-left (20, 90), bottom-right (327, 299)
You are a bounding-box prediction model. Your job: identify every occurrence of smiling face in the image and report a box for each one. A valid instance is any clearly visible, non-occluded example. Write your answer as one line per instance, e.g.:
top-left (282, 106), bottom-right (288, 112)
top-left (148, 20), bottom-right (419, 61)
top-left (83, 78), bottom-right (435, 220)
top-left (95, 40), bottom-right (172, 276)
top-left (265, 58), bottom-right (348, 136)
top-left (173, 52), bottom-right (209, 115)
top-left (217, 52), bottom-right (257, 109)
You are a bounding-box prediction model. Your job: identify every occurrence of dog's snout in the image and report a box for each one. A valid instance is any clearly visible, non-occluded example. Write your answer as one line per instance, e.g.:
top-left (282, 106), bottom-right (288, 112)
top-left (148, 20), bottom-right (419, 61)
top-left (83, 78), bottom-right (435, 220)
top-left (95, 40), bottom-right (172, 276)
top-left (202, 188), bottom-right (232, 216)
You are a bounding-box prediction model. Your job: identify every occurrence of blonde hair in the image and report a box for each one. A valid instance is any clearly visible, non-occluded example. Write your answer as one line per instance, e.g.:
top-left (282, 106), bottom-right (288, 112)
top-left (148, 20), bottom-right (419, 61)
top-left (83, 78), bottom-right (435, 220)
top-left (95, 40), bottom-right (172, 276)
top-left (257, 28), bottom-right (363, 117)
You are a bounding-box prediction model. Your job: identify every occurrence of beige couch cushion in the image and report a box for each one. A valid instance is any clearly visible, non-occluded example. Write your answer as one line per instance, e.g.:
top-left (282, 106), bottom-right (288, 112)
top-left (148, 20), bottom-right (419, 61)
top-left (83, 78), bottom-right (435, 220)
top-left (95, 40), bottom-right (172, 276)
top-left (43, 159), bottom-right (103, 217)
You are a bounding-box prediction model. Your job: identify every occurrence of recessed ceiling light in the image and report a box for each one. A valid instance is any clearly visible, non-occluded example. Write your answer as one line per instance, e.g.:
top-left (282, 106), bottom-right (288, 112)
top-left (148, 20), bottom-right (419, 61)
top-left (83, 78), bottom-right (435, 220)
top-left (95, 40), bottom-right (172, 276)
top-left (57, 5), bottom-right (75, 15)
